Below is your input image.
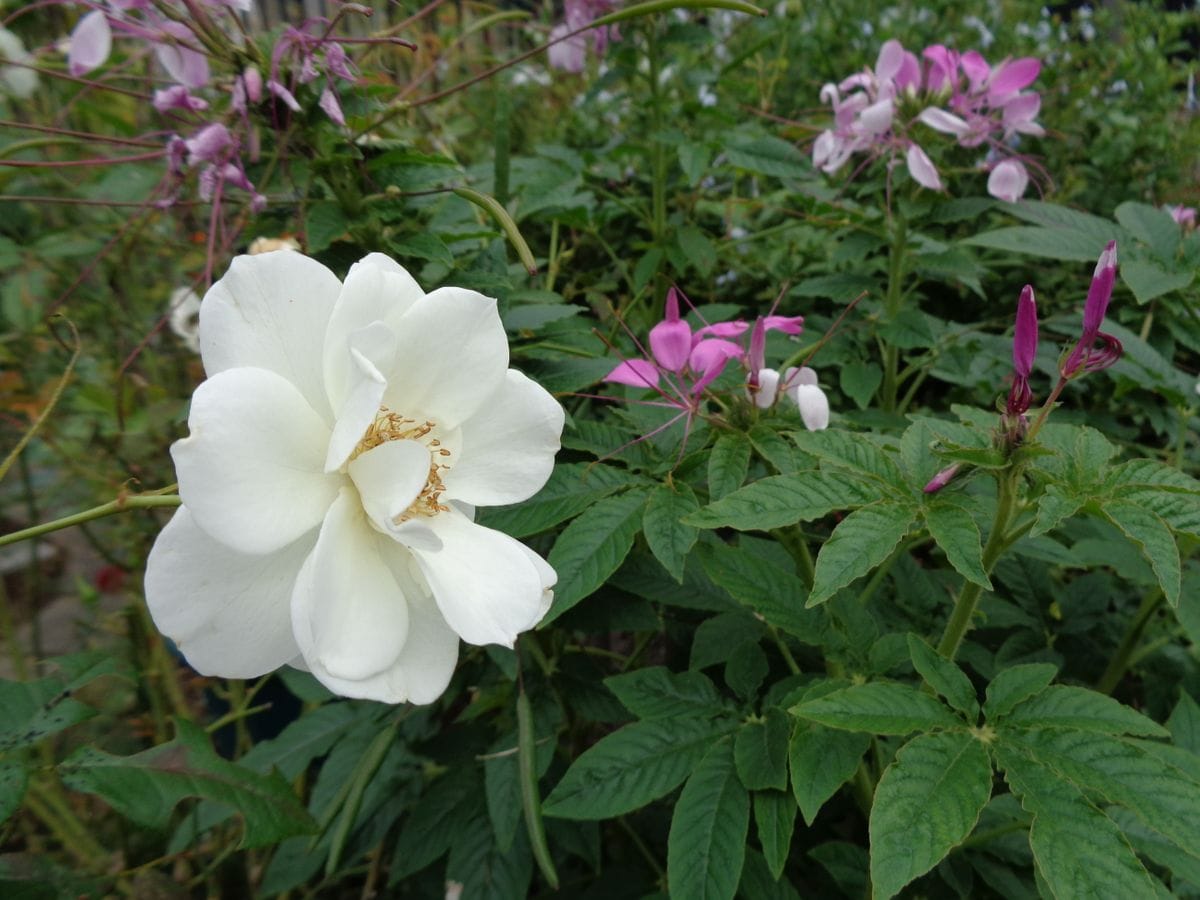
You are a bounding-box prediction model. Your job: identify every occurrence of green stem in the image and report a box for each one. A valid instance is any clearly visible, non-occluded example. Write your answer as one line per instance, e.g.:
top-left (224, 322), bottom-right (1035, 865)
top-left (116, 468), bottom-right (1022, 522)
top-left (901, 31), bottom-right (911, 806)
top-left (1096, 590), bottom-right (1165, 695)
top-left (879, 218), bottom-right (908, 414)
top-left (768, 625), bottom-right (800, 675)
top-left (936, 470), bottom-right (1020, 659)
top-left (0, 494), bottom-right (180, 548)
top-left (772, 527), bottom-right (815, 588)
top-left (26, 778), bottom-right (108, 870)
top-left (647, 26), bottom-right (667, 312)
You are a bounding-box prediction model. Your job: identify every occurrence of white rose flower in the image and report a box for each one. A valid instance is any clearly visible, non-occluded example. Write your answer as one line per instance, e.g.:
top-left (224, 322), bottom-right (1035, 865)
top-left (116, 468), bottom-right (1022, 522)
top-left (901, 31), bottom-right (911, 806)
top-left (145, 251), bottom-right (564, 704)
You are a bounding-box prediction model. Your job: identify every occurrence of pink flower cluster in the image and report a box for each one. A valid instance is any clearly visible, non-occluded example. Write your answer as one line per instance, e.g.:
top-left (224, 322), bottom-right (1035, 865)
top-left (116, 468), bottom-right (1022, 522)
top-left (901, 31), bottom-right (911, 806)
top-left (813, 39), bottom-right (1044, 201)
top-left (63, 1), bottom-right (372, 211)
top-left (604, 288), bottom-right (829, 431)
top-left (547, 0), bottom-right (620, 73)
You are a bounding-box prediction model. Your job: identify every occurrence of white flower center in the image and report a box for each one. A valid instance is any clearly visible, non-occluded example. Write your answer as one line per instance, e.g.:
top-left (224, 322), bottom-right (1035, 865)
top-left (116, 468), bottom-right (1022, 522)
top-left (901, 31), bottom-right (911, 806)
top-left (352, 408), bottom-right (453, 521)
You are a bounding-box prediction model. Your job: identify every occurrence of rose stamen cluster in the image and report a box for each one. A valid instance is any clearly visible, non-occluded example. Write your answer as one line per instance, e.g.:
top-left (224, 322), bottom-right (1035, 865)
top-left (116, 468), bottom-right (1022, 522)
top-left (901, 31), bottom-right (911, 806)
top-left (814, 39), bottom-right (1044, 201)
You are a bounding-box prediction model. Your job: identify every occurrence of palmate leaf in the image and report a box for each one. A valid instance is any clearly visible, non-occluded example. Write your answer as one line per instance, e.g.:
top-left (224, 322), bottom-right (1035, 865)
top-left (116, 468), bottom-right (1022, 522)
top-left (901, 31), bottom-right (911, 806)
top-left (59, 719), bottom-right (315, 848)
top-left (869, 732), bottom-right (993, 900)
top-left (543, 489), bottom-right (649, 623)
top-left (787, 429), bottom-right (906, 488)
top-left (697, 542), bottom-right (823, 641)
top-left (667, 738), bottom-right (749, 900)
top-left (808, 502), bottom-right (920, 606)
top-left (1002, 728), bottom-right (1200, 863)
top-left (733, 708), bottom-right (790, 792)
top-left (996, 743), bottom-right (1170, 899)
top-left (792, 682), bottom-right (963, 735)
top-left (982, 664), bottom-right (1058, 720)
top-left (684, 471), bottom-right (881, 531)
top-left (542, 716), bottom-right (737, 820)
top-left (907, 635), bottom-right (979, 719)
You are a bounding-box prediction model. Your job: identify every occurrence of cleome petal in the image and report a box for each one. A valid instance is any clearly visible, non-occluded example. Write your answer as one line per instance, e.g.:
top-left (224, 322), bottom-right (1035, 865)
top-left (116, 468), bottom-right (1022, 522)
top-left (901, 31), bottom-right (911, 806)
top-left (145, 508), bottom-right (311, 678)
top-left (172, 366), bottom-right (340, 556)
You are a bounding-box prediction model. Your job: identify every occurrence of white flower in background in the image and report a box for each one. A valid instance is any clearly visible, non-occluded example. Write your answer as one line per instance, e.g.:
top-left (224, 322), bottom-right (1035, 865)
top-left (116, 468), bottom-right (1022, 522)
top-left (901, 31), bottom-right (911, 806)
top-left (785, 366), bottom-right (830, 430)
top-left (145, 251), bottom-right (564, 704)
top-left (167, 286), bottom-right (202, 353)
top-left (0, 27), bottom-right (38, 99)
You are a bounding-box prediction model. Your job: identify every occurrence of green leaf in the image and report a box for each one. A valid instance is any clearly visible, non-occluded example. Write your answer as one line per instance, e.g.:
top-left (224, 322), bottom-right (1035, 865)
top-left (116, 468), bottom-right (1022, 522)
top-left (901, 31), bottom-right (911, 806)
top-left (390, 232), bottom-right (454, 267)
top-left (1031, 485), bottom-right (1087, 537)
top-left (644, 483), bottom-right (701, 582)
top-left (878, 308), bottom-right (936, 349)
top-left (543, 717), bottom-right (735, 820)
top-left (808, 502), bottom-right (919, 606)
top-left (390, 769), bottom-right (479, 880)
top-left (808, 841), bottom-right (868, 899)
top-left (982, 664), bottom-right (1058, 720)
top-left (697, 542), bottom-right (822, 641)
top-left (788, 721), bottom-right (870, 825)
top-left (792, 683), bottom-right (963, 735)
top-left (1167, 692), bottom-right (1200, 754)
top-left (1001, 686), bottom-right (1168, 736)
top-left (1121, 258), bottom-right (1193, 303)
top-left (709, 433), bottom-right (752, 499)
top-left (0, 758), bottom-right (27, 824)
top-left (963, 224), bottom-right (1117, 262)
top-left (923, 502), bottom-right (991, 590)
top-left (667, 738), bottom-right (749, 900)
top-left (839, 362), bottom-right (883, 409)
top-left (446, 818), bottom-right (533, 900)
top-left (1005, 728), bottom-right (1200, 861)
top-left (1114, 202), bottom-right (1180, 255)
top-left (1102, 500), bottom-right (1181, 606)
top-left (604, 667), bottom-right (729, 720)
top-left (305, 201), bottom-right (349, 252)
top-left (997, 743), bottom-right (1169, 899)
top-left (748, 425), bottom-right (805, 474)
top-left (753, 791), bottom-right (796, 882)
top-left (724, 137), bottom-right (809, 179)
top-left (907, 634), bottom-right (979, 719)
top-left (734, 709), bottom-right (790, 792)
top-left (478, 462), bottom-right (633, 538)
top-left (788, 429), bottom-right (906, 487)
top-left (59, 719), bottom-right (315, 848)
top-left (870, 732), bottom-right (993, 900)
top-left (678, 143), bottom-right (710, 186)
top-left (686, 471), bottom-right (879, 531)
top-left (726, 642), bottom-right (769, 700)
top-left (0, 653), bottom-right (120, 751)
top-left (543, 489), bottom-right (648, 623)
top-left (677, 225), bottom-right (717, 276)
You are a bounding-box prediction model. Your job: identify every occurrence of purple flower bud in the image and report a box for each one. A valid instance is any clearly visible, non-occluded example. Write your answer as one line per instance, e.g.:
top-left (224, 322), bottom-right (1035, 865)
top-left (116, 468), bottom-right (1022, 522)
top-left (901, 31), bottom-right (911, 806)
top-left (267, 79), bottom-right (302, 112)
top-left (923, 463), bottom-right (961, 494)
top-left (243, 66), bottom-right (263, 103)
top-left (1062, 241), bottom-right (1118, 377)
top-left (325, 44), bottom-right (355, 81)
top-left (153, 85), bottom-right (209, 113)
top-left (319, 85), bottom-right (345, 125)
top-left (1012, 285), bottom-right (1038, 379)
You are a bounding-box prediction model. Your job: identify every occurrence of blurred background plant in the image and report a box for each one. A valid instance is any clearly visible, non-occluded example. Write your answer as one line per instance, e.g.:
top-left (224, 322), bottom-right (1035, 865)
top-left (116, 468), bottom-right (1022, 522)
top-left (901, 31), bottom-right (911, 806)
top-left (0, 0), bottom-right (1198, 896)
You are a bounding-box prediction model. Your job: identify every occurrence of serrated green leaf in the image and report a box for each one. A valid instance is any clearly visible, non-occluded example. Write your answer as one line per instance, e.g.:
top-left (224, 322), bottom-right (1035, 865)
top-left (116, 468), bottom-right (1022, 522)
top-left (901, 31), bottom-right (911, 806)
top-left (604, 667), bottom-right (728, 720)
top-left (753, 790), bottom-right (796, 882)
top-left (478, 462), bottom-right (633, 538)
top-left (870, 732), bottom-right (993, 900)
top-left (997, 743), bottom-right (1168, 900)
top-left (668, 738), bottom-right (749, 900)
top-left (391, 232), bottom-right (454, 267)
top-left (1121, 259), bottom-right (1193, 303)
top-left (788, 721), bottom-right (870, 825)
top-left (0, 653), bottom-right (120, 752)
top-left (543, 717), bottom-right (736, 820)
top-left (1167, 692), bottom-right (1200, 754)
top-left (748, 425), bottom-right (804, 474)
top-left (644, 483), bottom-right (701, 582)
top-left (390, 769), bottom-right (479, 881)
top-left (982, 664), bottom-right (1058, 720)
top-left (734, 709), bottom-right (790, 792)
top-left (726, 642), bottom-right (769, 700)
top-left (907, 634), bottom-right (979, 719)
top-left (808, 502), bottom-right (920, 606)
top-left (1102, 500), bottom-right (1181, 606)
top-left (686, 471), bottom-right (880, 531)
top-left (1107, 806), bottom-right (1200, 888)
top-left (724, 137), bottom-right (809, 179)
top-left (1104, 458), bottom-right (1200, 494)
top-left (305, 201), bottom-right (348, 253)
top-left (1002, 686), bottom-right (1168, 737)
top-left (697, 542), bottom-right (821, 641)
top-left (59, 719), bottom-right (315, 848)
top-left (839, 362), bottom-right (882, 410)
top-left (808, 841), bottom-right (869, 898)
top-left (1004, 728), bottom-right (1200, 862)
top-left (788, 429), bottom-right (906, 487)
top-left (0, 758), bottom-right (27, 824)
top-left (447, 817), bottom-right (533, 900)
top-left (792, 683), bottom-right (963, 735)
top-left (1031, 485), bottom-right (1087, 537)
top-left (709, 433), bottom-right (753, 499)
top-left (923, 502), bottom-right (991, 590)
top-left (1114, 202), bottom-right (1180, 255)
top-left (963, 226), bottom-right (1115, 262)
top-left (544, 489), bottom-right (649, 623)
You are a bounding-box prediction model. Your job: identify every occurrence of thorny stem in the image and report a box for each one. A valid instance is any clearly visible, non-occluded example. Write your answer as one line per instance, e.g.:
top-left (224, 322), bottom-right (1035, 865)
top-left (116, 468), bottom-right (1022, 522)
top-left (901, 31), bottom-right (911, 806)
top-left (0, 493), bottom-right (181, 549)
top-left (936, 468), bottom-right (1021, 659)
top-left (1095, 589), bottom-right (1166, 695)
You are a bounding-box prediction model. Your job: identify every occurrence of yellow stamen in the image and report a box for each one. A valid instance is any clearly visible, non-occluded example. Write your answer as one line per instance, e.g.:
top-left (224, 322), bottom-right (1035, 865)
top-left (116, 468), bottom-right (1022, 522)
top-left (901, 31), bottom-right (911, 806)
top-left (352, 409), bottom-right (452, 521)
